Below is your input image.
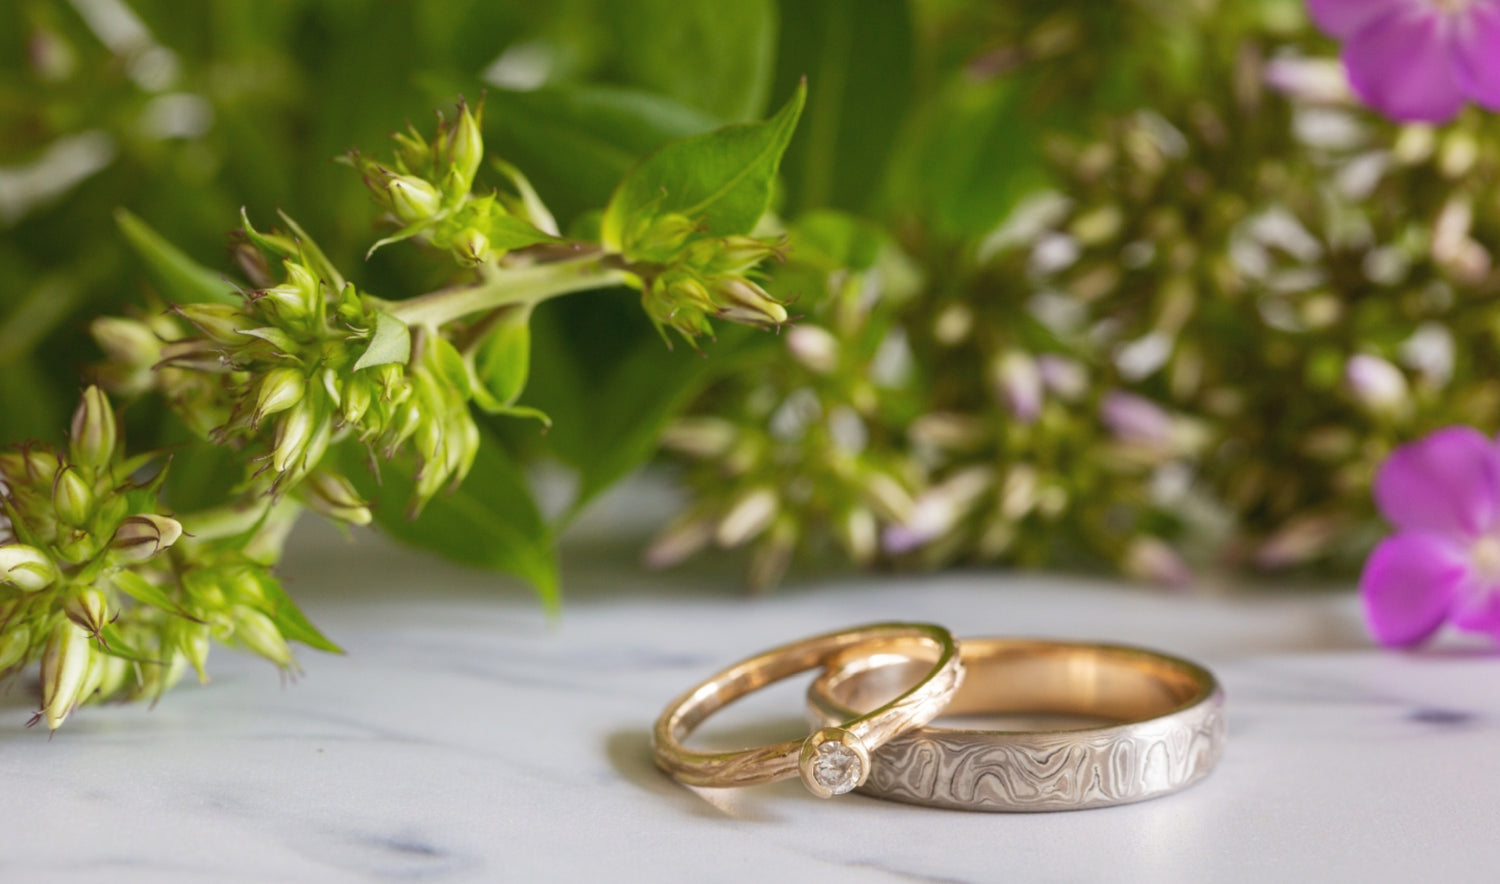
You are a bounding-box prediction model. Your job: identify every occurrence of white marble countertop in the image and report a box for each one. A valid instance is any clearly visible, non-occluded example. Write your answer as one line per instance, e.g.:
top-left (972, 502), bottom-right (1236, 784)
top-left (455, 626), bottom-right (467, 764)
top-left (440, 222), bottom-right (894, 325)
top-left (3, 513), bottom-right (1498, 883)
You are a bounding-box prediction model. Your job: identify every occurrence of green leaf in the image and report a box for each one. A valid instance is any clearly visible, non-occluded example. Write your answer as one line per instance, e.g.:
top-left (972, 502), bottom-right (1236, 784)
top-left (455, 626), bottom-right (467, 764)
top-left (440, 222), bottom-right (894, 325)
top-left (353, 311), bottom-right (412, 371)
top-left (98, 624), bottom-right (168, 665)
top-left (345, 434), bottom-right (559, 608)
top-left (487, 214), bottom-right (560, 252)
top-left (883, 74), bottom-right (1049, 237)
top-left (469, 306), bottom-right (532, 412)
top-left (525, 302), bottom-right (755, 520)
top-left (110, 569), bottom-right (185, 617)
top-left (604, 0), bottom-right (777, 122)
top-left (787, 209), bottom-right (889, 272)
top-left (480, 84), bottom-right (720, 224)
top-left (115, 208), bottom-right (240, 305)
top-left (601, 80), bottom-right (806, 250)
top-left (251, 573), bottom-right (344, 654)
top-left (771, 0), bottom-right (914, 215)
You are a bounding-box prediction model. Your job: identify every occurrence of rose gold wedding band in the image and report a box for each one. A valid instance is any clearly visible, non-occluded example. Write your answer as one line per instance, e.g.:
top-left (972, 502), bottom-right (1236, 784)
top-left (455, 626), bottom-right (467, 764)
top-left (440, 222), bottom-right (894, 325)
top-left (806, 637), bottom-right (1225, 811)
top-left (652, 622), bottom-right (964, 798)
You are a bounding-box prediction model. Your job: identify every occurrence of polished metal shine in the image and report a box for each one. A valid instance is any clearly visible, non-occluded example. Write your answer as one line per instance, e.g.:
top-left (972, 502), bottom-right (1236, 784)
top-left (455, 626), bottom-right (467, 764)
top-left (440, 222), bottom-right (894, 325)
top-left (807, 638), bottom-right (1225, 811)
top-left (652, 623), bottom-right (964, 798)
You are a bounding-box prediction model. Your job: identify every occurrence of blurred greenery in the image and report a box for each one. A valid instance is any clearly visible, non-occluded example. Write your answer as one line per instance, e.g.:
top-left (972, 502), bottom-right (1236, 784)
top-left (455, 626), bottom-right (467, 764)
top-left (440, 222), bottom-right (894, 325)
top-left (1, 0), bottom-right (1310, 586)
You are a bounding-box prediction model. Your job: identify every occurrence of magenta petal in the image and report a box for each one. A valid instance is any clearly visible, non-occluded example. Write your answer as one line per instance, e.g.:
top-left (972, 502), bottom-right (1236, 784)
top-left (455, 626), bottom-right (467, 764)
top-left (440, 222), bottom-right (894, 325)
top-left (1360, 533), bottom-right (1465, 646)
top-left (1307, 0), bottom-right (1406, 38)
top-left (1450, 577), bottom-right (1500, 640)
top-left (1374, 426), bottom-right (1500, 537)
top-left (1343, 9), bottom-right (1468, 122)
top-left (1455, 3), bottom-right (1500, 111)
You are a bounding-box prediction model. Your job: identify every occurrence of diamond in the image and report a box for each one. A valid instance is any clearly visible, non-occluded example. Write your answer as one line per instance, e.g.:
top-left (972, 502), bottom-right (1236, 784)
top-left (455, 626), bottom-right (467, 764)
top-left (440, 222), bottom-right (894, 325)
top-left (811, 740), bottom-right (863, 794)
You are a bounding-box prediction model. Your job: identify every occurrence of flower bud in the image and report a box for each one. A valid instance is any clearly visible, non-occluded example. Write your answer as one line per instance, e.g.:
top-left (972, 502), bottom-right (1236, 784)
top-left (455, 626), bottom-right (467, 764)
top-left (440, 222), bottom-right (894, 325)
top-left (272, 402), bottom-right (317, 474)
top-left (1344, 354), bottom-right (1409, 417)
top-left (716, 277), bottom-right (788, 326)
top-left (52, 466), bottom-right (95, 526)
top-left (177, 621), bottom-right (212, 682)
top-left (231, 607), bottom-right (295, 669)
top-left (785, 325), bottom-right (841, 374)
top-left (456, 228), bottom-right (490, 265)
top-left (448, 100), bottom-right (484, 190)
top-left (388, 175), bottom-right (443, 223)
top-left (836, 507), bottom-right (878, 566)
top-left (660, 417), bottom-right (738, 459)
top-left (341, 380), bottom-right (373, 426)
top-left (0, 624), bottom-right (30, 670)
top-left (643, 513), bottom-right (714, 570)
top-left (0, 446), bottom-right (59, 487)
top-left (90, 316), bottom-right (162, 367)
top-left (861, 472), bottom-right (916, 524)
top-left (175, 303), bottom-right (253, 345)
top-left (255, 368), bottom-right (306, 425)
top-left (716, 487), bottom-right (779, 547)
top-left (110, 514), bottom-right (184, 563)
top-left (63, 587), bottom-right (110, 636)
top-left (992, 351), bottom-right (1043, 423)
top-left (69, 386), bottom-right (118, 470)
top-left (299, 470), bottom-right (372, 526)
top-left (1100, 391), bottom-right (1175, 447)
top-left (40, 621), bottom-right (93, 730)
top-left (1121, 537), bottom-right (1193, 588)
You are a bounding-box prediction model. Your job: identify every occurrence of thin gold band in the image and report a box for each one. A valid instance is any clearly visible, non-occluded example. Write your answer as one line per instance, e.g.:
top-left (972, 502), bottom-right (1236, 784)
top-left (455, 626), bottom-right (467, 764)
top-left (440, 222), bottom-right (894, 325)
top-left (652, 622), bottom-right (964, 798)
top-left (806, 638), bottom-right (1225, 811)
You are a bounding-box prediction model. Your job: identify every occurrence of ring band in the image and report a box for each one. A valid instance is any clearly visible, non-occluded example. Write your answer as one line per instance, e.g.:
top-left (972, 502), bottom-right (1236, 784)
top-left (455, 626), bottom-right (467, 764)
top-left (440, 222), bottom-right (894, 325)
top-left (806, 638), bottom-right (1225, 811)
top-left (652, 623), bottom-right (965, 798)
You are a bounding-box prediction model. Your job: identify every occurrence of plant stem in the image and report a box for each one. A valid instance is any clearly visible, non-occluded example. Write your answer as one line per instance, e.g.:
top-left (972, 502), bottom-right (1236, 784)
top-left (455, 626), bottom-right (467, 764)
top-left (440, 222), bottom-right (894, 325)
top-left (389, 253), bottom-right (630, 328)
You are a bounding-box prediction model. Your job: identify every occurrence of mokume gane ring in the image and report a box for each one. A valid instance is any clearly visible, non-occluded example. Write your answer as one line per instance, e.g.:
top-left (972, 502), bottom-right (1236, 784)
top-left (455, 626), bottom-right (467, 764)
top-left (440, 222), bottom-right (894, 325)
top-left (806, 638), bottom-right (1225, 811)
top-left (652, 622), bottom-right (965, 798)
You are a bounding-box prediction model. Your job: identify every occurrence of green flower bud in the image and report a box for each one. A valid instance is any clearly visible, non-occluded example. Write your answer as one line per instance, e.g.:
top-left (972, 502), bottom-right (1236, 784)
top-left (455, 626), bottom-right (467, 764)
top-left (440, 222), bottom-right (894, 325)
top-left (85, 650), bottom-right (132, 703)
top-left (716, 487), bottom-right (779, 547)
top-left (0, 624), bottom-right (30, 670)
top-left (175, 303), bottom-right (253, 345)
top-left (448, 100), bottom-right (484, 191)
top-left (52, 466), bottom-right (95, 527)
top-left (39, 620), bottom-right (93, 730)
top-left (341, 380), bottom-right (373, 426)
top-left (258, 261), bottom-right (322, 321)
top-left (110, 514), bottom-right (184, 563)
top-left (69, 386), bottom-right (117, 471)
top-left (785, 325), bottom-right (840, 374)
top-left (716, 277), bottom-right (788, 326)
top-left (63, 587), bottom-right (110, 637)
top-left (231, 606), bottom-right (295, 669)
top-left (271, 402), bottom-right (317, 474)
top-left (388, 175), bottom-right (443, 224)
top-left (0, 447), bottom-right (59, 487)
top-left (300, 469), bottom-right (371, 526)
top-left (255, 368), bottom-right (306, 426)
top-left (391, 124), bottom-right (432, 176)
top-left (90, 316), bottom-right (162, 367)
top-left (456, 228), bottom-right (489, 265)
top-left (177, 621), bottom-right (212, 682)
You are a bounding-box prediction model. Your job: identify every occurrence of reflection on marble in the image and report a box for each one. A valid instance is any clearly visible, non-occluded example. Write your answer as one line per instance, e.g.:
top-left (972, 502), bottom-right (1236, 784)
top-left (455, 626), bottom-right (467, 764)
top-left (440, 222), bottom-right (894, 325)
top-left (2, 514), bottom-right (1499, 883)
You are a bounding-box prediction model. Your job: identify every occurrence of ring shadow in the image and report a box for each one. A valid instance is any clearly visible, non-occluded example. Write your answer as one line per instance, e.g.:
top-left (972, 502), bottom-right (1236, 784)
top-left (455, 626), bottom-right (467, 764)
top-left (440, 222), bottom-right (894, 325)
top-left (604, 716), bottom-right (817, 823)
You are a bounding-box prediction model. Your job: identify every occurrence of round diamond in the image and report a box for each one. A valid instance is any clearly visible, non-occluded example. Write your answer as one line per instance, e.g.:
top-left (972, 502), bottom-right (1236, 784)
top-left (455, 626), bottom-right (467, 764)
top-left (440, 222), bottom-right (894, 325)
top-left (812, 740), bottom-right (863, 794)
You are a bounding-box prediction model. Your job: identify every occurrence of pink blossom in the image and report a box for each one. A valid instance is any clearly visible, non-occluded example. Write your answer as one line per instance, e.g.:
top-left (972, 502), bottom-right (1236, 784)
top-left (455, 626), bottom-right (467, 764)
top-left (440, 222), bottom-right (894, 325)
top-left (1359, 426), bottom-right (1500, 645)
top-left (1307, 0), bottom-right (1500, 122)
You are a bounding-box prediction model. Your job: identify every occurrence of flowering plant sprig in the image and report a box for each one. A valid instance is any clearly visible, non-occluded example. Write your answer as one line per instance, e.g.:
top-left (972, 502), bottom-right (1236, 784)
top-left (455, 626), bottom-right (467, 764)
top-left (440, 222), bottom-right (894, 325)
top-left (0, 89), bottom-right (804, 729)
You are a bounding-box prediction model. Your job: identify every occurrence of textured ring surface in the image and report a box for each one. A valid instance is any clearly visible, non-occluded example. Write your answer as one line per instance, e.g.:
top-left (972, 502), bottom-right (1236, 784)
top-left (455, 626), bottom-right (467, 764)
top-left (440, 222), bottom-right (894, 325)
top-left (806, 638), bottom-right (1224, 811)
top-left (652, 623), bottom-right (964, 798)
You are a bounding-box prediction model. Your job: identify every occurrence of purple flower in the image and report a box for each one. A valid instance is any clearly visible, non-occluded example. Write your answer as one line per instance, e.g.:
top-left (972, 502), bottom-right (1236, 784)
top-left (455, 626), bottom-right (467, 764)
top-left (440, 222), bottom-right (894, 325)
top-left (1308, 0), bottom-right (1500, 122)
top-left (1360, 426), bottom-right (1500, 646)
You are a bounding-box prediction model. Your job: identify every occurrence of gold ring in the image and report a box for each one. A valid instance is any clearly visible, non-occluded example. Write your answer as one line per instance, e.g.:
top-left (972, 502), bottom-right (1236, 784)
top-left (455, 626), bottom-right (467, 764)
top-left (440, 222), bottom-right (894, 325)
top-left (806, 637), bottom-right (1224, 810)
top-left (652, 622), bottom-right (964, 798)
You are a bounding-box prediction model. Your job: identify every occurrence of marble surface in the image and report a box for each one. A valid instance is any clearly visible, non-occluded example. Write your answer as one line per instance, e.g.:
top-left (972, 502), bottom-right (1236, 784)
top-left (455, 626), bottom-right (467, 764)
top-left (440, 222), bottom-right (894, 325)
top-left (3, 515), bottom-right (1499, 883)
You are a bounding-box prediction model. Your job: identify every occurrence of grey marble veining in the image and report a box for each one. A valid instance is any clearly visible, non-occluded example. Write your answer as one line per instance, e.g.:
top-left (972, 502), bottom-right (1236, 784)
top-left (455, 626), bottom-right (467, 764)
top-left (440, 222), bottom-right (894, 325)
top-left (2, 516), bottom-right (1498, 883)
